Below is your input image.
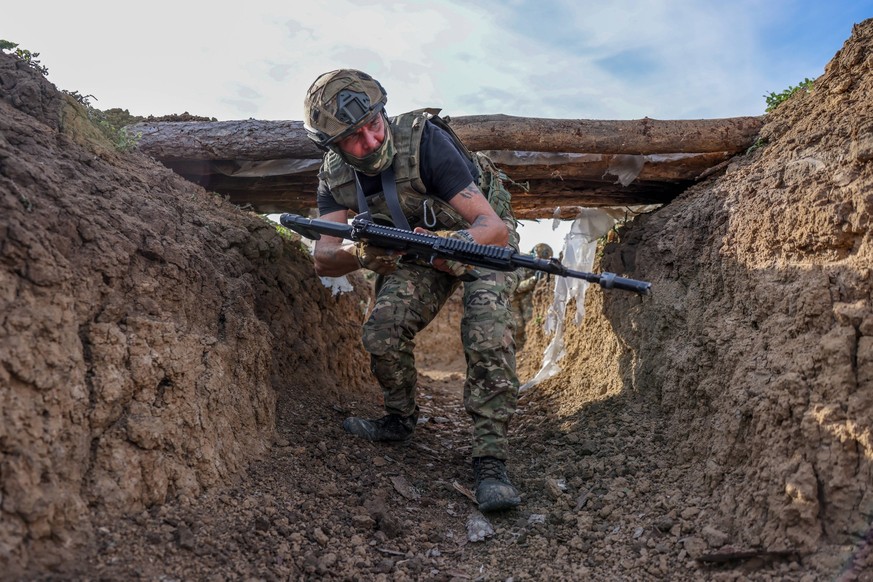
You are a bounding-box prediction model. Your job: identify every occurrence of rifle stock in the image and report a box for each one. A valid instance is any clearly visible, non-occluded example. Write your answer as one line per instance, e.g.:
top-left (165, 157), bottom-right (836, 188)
top-left (279, 213), bottom-right (652, 295)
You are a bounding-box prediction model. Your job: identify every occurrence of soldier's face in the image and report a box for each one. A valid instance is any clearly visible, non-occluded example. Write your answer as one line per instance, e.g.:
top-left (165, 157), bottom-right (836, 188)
top-left (337, 114), bottom-right (385, 158)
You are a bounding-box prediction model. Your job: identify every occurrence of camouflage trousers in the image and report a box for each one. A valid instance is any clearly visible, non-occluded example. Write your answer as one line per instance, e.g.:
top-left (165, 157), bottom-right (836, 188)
top-left (510, 291), bottom-right (533, 349)
top-left (362, 263), bottom-right (520, 459)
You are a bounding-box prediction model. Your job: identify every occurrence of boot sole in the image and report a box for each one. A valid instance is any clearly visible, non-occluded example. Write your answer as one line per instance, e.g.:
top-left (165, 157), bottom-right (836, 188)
top-left (478, 496), bottom-right (521, 512)
top-left (342, 418), bottom-right (413, 441)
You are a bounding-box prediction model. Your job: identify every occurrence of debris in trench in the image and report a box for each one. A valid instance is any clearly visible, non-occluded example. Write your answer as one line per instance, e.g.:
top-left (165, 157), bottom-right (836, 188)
top-left (389, 475), bottom-right (421, 501)
top-left (465, 511), bottom-right (494, 543)
top-left (696, 547), bottom-right (800, 564)
top-left (452, 481), bottom-right (478, 504)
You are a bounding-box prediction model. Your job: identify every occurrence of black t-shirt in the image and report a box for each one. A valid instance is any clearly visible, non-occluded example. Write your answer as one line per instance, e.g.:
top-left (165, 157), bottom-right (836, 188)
top-left (316, 120), bottom-right (479, 216)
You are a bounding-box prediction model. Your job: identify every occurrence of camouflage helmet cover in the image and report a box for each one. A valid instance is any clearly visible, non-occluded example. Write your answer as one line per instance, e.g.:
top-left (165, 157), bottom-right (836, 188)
top-left (531, 243), bottom-right (554, 259)
top-left (303, 69), bottom-right (388, 149)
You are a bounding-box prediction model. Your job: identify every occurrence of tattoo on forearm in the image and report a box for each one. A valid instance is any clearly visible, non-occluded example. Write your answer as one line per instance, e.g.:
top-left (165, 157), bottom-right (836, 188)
top-left (457, 182), bottom-right (479, 200)
top-left (472, 216), bottom-right (490, 228)
top-left (317, 242), bottom-right (353, 264)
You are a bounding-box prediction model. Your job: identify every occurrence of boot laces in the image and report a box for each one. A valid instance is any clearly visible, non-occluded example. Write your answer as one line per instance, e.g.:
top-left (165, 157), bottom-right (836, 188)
top-left (475, 457), bottom-right (508, 482)
top-left (379, 414), bottom-right (406, 429)
top-left (373, 413), bottom-right (416, 435)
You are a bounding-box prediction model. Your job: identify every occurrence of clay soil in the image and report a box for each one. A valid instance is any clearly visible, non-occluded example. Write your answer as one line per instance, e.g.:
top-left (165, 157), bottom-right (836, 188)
top-left (2, 20), bottom-right (873, 582)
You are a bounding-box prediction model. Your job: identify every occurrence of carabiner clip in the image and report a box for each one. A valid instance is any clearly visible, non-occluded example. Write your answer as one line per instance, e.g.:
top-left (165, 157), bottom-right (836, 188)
top-left (422, 199), bottom-right (438, 228)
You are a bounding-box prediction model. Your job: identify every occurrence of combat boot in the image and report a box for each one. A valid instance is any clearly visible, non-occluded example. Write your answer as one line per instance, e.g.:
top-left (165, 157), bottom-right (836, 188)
top-left (342, 410), bottom-right (417, 442)
top-left (473, 456), bottom-right (521, 512)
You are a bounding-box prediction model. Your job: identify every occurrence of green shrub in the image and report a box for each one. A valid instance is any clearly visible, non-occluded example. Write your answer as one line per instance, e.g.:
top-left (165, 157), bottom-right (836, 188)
top-left (65, 91), bottom-right (145, 151)
top-left (0, 39), bottom-right (49, 76)
top-left (90, 107), bottom-right (144, 151)
top-left (764, 78), bottom-right (814, 112)
top-left (2, 40), bottom-right (145, 151)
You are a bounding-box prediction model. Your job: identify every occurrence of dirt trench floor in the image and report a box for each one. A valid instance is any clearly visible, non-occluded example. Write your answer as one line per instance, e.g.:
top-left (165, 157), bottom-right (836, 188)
top-left (37, 312), bottom-right (832, 582)
top-left (54, 377), bottom-right (711, 581)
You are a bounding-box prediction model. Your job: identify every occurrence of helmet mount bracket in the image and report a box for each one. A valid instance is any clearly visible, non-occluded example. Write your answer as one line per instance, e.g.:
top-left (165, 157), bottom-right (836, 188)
top-left (335, 90), bottom-right (371, 125)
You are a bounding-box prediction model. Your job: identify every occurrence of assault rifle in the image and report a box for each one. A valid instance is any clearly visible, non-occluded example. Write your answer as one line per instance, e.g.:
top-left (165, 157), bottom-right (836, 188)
top-left (279, 213), bottom-right (652, 295)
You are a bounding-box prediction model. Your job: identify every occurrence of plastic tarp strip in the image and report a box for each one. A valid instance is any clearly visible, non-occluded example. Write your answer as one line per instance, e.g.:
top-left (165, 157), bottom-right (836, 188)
top-left (520, 208), bottom-right (619, 392)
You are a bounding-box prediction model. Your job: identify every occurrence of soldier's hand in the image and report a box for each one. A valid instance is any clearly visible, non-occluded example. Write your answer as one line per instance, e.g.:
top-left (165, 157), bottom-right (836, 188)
top-left (517, 276), bottom-right (538, 294)
top-left (415, 228), bottom-right (472, 277)
top-left (354, 242), bottom-right (400, 275)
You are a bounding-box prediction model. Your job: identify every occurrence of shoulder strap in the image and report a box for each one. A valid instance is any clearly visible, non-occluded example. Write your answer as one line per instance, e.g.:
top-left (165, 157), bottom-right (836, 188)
top-left (379, 167), bottom-right (411, 230)
top-left (426, 113), bottom-right (476, 163)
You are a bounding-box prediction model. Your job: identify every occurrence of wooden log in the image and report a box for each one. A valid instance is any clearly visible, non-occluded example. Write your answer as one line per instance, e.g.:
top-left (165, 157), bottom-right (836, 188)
top-left (450, 115), bottom-right (765, 155)
top-left (129, 119), bottom-right (320, 160)
top-left (162, 150), bottom-right (727, 183)
top-left (176, 164), bottom-right (685, 219)
top-left (483, 151), bottom-right (731, 182)
top-left (129, 114), bottom-right (764, 161)
top-left (507, 180), bottom-right (683, 219)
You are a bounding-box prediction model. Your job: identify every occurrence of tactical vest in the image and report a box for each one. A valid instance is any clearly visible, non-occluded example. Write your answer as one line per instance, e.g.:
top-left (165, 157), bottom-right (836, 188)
top-left (319, 108), bottom-right (516, 236)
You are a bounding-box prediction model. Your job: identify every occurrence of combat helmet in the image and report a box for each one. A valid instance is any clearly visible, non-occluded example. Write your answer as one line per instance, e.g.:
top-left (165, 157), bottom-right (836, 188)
top-left (304, 69), bottom-right (388, 150)
top-left (531, 243), bottom-right (554, 260)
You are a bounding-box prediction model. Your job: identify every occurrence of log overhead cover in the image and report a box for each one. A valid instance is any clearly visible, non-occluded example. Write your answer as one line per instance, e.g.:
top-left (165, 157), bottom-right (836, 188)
top-left (127, 114), bottom-right (765, 216)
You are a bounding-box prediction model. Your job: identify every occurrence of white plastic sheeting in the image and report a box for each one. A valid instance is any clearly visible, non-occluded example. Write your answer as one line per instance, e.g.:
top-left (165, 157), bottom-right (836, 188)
top-left (519, 208), bottom-right (622, 392)
top-left (603, 153), bottom-right (703, 186)
top-left (481, 150), bottom-right (605, 166)
top-left (320, 275), bottom-right (355, 296)
top-left (605, 154), bottom-right (646, 186)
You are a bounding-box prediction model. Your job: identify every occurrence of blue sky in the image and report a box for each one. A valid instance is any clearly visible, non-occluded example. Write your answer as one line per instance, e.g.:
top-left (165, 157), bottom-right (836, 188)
top-left (5, 1), bottom-right (870, 122)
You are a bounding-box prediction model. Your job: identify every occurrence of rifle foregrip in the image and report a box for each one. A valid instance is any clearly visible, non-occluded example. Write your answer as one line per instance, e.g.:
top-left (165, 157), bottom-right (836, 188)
top-left (436, 237), bottom-right (513, 261)
top-left (356, 220), bottom-right (516, 271)
top-left (280, 213), bottom-right (352, 241)
top-left (599, 272), bottom-right (652, 295)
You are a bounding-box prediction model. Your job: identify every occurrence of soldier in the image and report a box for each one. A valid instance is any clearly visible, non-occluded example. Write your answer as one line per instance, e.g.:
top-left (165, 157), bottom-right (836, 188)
top-left (511, 243), bottom-right (554, 349)
top-left (302, 69), bottom-right (522, 511)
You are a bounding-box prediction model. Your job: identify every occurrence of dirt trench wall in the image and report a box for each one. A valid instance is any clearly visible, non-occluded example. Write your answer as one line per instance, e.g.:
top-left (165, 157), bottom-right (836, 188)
top-left (592, 21), bottom-right (872, 551)
top-left (0, 52), bottom-right (374, 572)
